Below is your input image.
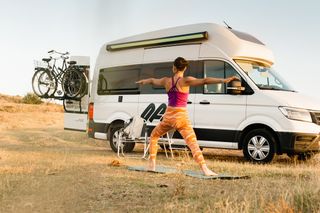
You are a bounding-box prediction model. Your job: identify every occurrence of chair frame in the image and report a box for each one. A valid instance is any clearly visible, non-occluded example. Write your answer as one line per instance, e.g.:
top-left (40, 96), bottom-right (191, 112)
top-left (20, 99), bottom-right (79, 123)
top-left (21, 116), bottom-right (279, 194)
top-left (115, 116), bottom-right (175, 159)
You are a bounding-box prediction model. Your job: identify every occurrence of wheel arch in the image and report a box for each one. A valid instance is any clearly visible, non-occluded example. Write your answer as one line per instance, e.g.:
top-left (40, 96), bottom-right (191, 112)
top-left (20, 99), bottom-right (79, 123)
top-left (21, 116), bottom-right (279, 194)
top-left (104, 111), bottom-right (132, 140)
top-left (107, 119), bottom-right (125, 141)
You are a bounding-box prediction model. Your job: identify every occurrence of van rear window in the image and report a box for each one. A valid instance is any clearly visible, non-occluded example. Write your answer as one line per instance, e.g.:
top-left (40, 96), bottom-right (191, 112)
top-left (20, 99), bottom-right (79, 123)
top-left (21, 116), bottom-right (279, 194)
top-left (98, 68), bottom-right (140, 95)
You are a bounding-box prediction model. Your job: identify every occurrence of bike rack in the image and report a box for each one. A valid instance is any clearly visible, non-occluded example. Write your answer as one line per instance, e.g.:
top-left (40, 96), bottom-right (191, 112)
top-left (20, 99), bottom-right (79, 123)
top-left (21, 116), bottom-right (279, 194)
top-left (42, 94), bottom-right (83, 101)
top-left (32, 51), bottom-right (90, 114)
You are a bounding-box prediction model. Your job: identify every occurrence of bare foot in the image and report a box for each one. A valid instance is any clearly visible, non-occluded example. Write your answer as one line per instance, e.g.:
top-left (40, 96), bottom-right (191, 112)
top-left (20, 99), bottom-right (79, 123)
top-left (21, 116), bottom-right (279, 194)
top-left (201, 164), bottom-right (218, 176)
top-left (146, 159), bottom-right (156, 171)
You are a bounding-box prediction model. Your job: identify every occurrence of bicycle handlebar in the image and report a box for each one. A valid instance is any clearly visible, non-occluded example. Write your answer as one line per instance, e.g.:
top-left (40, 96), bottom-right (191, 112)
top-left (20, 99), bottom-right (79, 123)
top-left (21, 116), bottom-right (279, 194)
top-left (48, 50), bottom-right (69, 56)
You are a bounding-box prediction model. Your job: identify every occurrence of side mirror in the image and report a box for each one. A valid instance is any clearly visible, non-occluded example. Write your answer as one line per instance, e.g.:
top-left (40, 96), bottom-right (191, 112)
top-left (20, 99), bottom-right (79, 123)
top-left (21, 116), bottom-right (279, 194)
top-left (227, 80), bottom-right (245, 95)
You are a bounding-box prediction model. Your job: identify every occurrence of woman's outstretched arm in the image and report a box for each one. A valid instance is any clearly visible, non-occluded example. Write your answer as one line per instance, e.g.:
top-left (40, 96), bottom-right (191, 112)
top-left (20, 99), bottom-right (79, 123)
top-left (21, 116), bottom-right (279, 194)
top-left (184, 76), bottom-right (239, 87)
top-left (136, 77), bottom-right (166, 86)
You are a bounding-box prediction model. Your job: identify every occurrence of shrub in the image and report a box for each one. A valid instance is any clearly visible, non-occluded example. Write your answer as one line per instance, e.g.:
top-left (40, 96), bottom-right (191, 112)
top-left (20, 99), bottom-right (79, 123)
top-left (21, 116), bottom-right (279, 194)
top-left (21, 93), bottom-right (43, 104)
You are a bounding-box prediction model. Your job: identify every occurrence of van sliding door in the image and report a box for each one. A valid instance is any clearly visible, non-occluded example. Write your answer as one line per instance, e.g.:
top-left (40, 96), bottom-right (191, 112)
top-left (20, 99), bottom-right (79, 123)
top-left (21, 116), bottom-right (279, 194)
top-left (139, 45), bottom-right (201, 129)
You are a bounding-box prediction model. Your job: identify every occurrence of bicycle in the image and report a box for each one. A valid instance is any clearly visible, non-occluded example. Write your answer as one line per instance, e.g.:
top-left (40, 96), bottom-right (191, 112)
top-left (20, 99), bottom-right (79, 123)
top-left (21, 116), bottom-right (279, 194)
top-left (32, 50), bottom-right (88, 99)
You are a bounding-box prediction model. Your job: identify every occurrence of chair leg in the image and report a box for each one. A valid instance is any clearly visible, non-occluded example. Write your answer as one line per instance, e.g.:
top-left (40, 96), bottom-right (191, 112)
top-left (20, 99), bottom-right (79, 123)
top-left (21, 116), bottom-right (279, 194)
top-left (121, 133), bottom-right (125, 157)
top-left (116, 131), bottom-right (126, 157)
top-left (142, 132), bottom-right (149, 159)
top-left (166, 132), bottom-right (174, 159)
top-left (142, 143), bottom-right (150, 159)
top-left (117, 132), bottom-right (121, 158)
top-left (163, 140), bottom-right (168, 158)
top-left (167, 134), bottom-right (174, 159)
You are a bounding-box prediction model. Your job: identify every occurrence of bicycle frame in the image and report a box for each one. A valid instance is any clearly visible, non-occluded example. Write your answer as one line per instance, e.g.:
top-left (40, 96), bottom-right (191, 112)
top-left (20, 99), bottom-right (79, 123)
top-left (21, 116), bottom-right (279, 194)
top-left (44, 50), bottom-right (70, 84)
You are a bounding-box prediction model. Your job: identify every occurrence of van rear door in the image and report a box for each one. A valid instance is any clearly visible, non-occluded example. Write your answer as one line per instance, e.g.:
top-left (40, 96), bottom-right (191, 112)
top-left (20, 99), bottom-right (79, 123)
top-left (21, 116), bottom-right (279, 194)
top-left (64, 56), bottom-right (90, 132)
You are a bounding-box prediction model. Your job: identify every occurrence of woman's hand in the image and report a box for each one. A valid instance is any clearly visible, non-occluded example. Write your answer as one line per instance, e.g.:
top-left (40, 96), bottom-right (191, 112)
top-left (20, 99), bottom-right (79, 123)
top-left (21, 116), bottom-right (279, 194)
top-left (136, 79), bottom-right (149, 85)
top-left (223, 76), bottom-right (239, 83)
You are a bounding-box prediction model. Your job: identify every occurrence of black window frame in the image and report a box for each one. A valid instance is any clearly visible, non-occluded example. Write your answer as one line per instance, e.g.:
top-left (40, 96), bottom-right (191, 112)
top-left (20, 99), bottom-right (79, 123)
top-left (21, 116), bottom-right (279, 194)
top-left (199, 60), bottom-right (252, 95)
top-left (97, 65), bottom-right (141, 95)
top-left (139, 61), bottom-right (198, 95)
top-left (96, 60), bottom-right (252, 96)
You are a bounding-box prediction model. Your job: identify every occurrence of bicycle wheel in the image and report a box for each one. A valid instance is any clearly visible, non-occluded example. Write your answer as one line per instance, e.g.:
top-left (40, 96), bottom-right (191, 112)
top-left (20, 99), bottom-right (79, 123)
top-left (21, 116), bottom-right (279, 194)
top-left (32, 69), bottom-right (57, 98)
top-left (61, 67), bottom-right (88, 99)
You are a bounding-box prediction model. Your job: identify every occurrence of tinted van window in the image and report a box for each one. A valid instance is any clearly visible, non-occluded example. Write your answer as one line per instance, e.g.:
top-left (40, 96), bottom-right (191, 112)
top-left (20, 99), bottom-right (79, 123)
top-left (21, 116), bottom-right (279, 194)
top-left (98, 67), bottom-right (140, 95)
top-left (140, 62), bottom-right (172, 94)
top-left (204, 60), bottom-right (240, 94)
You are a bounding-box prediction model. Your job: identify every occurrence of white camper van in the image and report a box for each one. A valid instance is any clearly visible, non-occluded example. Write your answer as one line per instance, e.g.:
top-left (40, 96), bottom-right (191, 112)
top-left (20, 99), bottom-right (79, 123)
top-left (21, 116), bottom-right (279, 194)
top-left (68, 23), bottom-right (320, 163)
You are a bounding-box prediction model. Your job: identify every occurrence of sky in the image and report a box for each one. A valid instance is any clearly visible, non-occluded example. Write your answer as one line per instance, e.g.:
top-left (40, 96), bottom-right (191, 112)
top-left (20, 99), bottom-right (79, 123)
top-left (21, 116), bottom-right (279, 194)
top-left (0, 0), bottom-right (320, 98)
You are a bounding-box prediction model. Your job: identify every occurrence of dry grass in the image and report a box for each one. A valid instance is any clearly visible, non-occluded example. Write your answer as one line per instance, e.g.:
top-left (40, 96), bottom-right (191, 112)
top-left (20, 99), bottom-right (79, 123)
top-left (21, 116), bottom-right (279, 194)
top-left (0, 94), bottom-right (319, 212)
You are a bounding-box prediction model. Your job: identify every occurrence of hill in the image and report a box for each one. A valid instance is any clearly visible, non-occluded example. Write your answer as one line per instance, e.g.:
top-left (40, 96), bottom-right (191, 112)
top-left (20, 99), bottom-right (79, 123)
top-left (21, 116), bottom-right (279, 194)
top-left (0, 93), bottom-right (63, 130)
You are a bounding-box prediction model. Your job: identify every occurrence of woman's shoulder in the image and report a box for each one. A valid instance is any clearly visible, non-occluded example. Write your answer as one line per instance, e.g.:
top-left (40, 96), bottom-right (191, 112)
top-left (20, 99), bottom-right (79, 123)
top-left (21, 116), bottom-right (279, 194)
top-left (183, 76), bottom-right (197, 81)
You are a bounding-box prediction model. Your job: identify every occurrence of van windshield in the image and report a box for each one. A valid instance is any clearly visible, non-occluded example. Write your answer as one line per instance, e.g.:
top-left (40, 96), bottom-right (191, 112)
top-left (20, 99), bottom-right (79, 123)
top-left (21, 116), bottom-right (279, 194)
top-left (235, 60), bottom-right (295, 92)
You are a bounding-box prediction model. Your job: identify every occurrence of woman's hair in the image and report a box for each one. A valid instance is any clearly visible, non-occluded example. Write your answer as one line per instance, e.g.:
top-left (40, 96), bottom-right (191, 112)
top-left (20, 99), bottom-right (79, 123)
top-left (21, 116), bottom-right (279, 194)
top-left (174, 57), bottom-right (189, 71)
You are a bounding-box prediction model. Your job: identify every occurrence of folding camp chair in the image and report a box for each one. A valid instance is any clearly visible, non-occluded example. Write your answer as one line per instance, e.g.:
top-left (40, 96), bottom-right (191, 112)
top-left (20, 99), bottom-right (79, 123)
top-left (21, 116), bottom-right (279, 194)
top-left (116, 115), bottom-right (174, 159)
top-left (141, 129), bottom-right (175, 159)
top-left (116, 115), bottom-right (146, 158)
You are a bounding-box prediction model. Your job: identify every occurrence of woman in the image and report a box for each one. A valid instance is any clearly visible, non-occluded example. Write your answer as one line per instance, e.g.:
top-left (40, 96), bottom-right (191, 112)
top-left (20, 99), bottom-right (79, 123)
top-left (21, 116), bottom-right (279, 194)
top-left (136, 57), bottom-right (238, 176)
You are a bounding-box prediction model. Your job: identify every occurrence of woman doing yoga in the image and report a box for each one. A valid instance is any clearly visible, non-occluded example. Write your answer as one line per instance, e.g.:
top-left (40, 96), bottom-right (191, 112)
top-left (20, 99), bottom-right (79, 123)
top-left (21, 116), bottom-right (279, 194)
top-left (136, 57), bottom-right (238, 176)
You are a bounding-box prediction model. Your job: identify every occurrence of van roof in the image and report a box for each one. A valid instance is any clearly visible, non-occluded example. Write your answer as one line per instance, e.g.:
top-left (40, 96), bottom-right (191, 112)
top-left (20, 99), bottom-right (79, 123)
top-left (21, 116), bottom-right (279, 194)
top-left (104, 23), bottom-right (274, 66)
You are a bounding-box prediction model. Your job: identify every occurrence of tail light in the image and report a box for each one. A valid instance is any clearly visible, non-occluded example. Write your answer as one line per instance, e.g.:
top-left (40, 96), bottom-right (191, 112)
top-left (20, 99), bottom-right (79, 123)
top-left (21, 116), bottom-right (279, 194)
top-left (88, 103), bottom-right (94, 121)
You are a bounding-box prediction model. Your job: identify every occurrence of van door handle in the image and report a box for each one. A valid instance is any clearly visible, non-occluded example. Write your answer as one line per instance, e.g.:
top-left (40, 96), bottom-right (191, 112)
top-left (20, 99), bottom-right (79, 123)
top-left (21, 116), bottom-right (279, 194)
top-left (200, 101), bottom-right (210, 105)
top-left (187, 101), bottom-right (192, 104)
top-left (118, 96), bottom-right (123, 102)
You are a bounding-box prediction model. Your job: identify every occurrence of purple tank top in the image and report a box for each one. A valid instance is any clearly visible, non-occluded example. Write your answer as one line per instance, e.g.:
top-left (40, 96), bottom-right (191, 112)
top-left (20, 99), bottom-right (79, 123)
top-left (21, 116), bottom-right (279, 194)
top-left (167, 77), bottom-right (189, 107)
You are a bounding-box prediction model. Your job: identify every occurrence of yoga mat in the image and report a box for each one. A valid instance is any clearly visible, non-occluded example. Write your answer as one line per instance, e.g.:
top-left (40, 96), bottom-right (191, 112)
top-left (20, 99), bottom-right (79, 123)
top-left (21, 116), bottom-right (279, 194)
top-left (128, 165), bottom-right (178, 174)
top-left (128, 166), bottom-right (250, 179)
top-left (183, 170), bottom-right (250, 180)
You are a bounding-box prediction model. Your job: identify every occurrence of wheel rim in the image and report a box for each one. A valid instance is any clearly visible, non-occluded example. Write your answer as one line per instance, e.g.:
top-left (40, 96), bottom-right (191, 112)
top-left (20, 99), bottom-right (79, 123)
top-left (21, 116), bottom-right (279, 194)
top-left (32, 71), bottom-right (49, 96)
top-left (32, 70), bottom-right (57, 97)
top-left (247, 135), bottom-right (270, 161)
top-left (62, 69), bottom-right (85, 98)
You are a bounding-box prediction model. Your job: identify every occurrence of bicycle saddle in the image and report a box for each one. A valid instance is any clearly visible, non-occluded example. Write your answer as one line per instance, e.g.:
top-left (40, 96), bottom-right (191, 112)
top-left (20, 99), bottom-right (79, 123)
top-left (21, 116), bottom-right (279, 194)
top-left (42, 58), bottom-right (51, 63)
top-left (68, 61), bottom-right (77, 65)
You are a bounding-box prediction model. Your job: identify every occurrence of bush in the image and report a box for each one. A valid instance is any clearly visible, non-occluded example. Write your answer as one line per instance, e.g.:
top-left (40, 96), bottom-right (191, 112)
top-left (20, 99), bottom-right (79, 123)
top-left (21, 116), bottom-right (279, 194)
top-left (22, 93), bottom-right (43, 104)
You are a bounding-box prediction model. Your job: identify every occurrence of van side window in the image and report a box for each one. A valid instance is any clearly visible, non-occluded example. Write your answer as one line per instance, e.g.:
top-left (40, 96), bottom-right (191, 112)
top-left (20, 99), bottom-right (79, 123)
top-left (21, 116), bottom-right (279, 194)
top-left (225, 63), bottom-right (240, 79)
top-left (204, 61), bottom-right (240, 94)
top-left (204, 61), bottom-right (225, 94)
top-left (140, 62), bottom-right (173, 94)
top-left (98, 67), bottom-right (140, 95)
top-left (153, 66), bottom-right (172, 90)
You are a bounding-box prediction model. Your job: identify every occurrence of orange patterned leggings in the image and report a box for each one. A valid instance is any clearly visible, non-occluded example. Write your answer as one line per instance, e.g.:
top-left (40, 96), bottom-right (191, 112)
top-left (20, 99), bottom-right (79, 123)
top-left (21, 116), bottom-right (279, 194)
top-left (149, 106), bottom-right (206, 165)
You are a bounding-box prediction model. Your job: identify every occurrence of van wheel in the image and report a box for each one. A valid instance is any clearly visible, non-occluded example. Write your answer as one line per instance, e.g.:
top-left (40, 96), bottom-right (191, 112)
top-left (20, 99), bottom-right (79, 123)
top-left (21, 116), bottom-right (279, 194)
top-left (109, 123), bottom-right (135, 153)
top-left (243, 129), bottom-right (276, 163)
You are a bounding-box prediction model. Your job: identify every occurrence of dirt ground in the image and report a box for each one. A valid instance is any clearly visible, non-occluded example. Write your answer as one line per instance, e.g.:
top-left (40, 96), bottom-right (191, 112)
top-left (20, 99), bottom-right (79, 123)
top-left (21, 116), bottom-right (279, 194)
top-left (0, 94), bottom-right (319, 212)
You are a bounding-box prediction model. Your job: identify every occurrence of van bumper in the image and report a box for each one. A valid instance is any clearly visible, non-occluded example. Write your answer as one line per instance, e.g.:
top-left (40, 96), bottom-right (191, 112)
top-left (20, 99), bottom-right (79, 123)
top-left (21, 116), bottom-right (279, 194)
top-left (277, 132), bottom-right (320, 153)
top-left (87, 120), bottom-right (109, 139)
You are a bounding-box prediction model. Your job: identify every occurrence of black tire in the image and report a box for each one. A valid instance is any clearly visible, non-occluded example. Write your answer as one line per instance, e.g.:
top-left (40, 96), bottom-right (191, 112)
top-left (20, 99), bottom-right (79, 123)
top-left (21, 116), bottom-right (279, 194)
top-left (61, 67), bottom-right (88, 99)
top-left (32, 69), bottom-right (57, 98)
top-left (109, 123), bottom-right (135, 153)
top-left (243, 129), bottom-right (276, 163)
